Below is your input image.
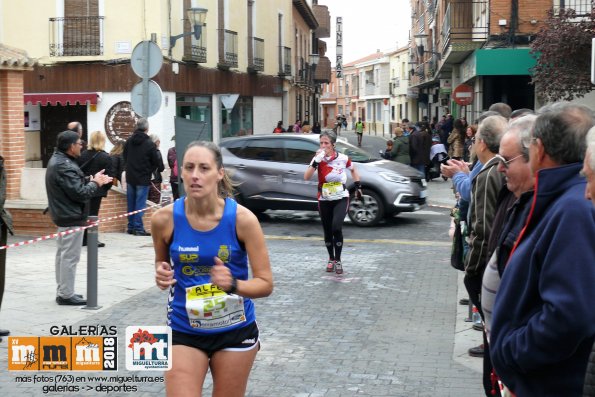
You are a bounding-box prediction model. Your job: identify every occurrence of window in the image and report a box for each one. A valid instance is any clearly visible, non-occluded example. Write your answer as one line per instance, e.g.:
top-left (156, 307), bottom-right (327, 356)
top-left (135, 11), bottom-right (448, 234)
top-left (221, 96), bottom-right (253, 138)
top-left (239, 138), bottom-right (283, 162)
top-left (285, 139), bottom-right (318, 164)
top-left (176, 95), bottom-right (213, 141)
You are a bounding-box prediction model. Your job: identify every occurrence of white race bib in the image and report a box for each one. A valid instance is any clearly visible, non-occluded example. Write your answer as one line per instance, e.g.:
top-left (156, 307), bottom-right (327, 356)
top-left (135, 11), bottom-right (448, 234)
top-left (185, 283), bottom-right (246, 330)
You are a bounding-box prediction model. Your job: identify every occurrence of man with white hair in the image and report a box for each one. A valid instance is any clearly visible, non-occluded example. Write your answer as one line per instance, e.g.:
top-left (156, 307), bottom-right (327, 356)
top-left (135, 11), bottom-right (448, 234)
top-left (491, 103), bottom-right (595, 396)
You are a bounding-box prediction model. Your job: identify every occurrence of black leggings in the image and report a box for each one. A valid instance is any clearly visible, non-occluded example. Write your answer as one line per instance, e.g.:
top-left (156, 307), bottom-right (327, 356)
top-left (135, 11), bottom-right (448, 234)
top-left (318, 197), bottom-right (349, 261)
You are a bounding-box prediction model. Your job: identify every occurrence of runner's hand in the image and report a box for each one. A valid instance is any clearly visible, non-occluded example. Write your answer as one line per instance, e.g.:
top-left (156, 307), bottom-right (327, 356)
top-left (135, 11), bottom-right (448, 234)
top-left (155, 261), bottom-right (176, 290)
top-left (210, 257), bottom-right (233, 291)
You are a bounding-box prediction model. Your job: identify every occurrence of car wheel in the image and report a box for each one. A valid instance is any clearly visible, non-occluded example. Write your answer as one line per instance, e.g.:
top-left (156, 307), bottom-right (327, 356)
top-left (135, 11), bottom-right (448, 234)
top-left (234, 192), bottom-right (265, 215)
top-left (348, 189), bottom-right (384, 227)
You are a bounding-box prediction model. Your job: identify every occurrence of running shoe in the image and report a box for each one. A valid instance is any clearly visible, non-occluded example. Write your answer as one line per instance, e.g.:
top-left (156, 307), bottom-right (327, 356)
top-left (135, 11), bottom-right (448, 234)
top-left (326, 259), bottom-right (335, 272)
top-left (334, 260), bottom-right (343, 275)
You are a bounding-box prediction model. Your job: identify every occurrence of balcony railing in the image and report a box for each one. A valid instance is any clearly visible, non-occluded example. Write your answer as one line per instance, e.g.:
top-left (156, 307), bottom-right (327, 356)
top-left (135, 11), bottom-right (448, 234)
top-left (49, 16), bottom-right (104, 56)
top-left (248, 37), bottom-right (264, 72)
top-left (556, 0), bottom-right (592, 16)
top-left (185, 23), bottom-right (207, 63)
top-left (279, 46), bottom-right (291, 76)
top-left (218, 29), bottom-right (238, 69)
top-left (441, 1), bottom-right (488, 53)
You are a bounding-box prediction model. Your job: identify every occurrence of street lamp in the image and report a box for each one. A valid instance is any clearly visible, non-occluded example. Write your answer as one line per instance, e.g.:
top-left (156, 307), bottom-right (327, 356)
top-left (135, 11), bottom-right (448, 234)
top-left (170, 7), bottom-right (208, 49)
top-left (309, 53), bottom-right (320, 68)
top-left (413, 32), bottom-right (440, 58)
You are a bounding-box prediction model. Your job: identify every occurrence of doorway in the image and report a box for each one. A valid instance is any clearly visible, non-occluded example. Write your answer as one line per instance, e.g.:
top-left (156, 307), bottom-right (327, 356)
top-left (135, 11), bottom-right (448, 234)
top-left (40, 105), bottom-right (87, 167)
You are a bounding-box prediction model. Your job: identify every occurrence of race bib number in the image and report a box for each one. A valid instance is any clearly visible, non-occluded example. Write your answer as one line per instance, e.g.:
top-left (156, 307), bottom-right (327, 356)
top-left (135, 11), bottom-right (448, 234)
top-left (185, 283), bottom-right (246, 330)
top-left (321, 181), bottom-right (344, 199)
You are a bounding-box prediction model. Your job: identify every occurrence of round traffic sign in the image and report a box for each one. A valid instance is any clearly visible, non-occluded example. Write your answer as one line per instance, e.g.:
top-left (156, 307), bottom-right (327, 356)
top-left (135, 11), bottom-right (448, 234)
top-left (131, 80), bottom-right (162, 117)
top-left (131, 41), bottom-right (163, 79)
top-left (452, 84), bottom-right (474, 106)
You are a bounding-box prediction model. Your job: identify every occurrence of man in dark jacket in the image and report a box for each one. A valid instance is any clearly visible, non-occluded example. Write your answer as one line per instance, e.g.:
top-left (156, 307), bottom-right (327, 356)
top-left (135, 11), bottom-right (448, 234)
top-left (408, 122), bottom-right (432, 176)
top-left (491, 103), bottom-right (595, 396)
top-left (123, 118), bottom-right (160, 236)
top-left (45, 130), bottom-right (112, 305)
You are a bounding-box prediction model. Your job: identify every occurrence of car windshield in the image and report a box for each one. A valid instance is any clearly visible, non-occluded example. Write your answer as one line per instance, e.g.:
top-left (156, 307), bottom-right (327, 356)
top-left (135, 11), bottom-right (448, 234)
top-left (334, 141), bottom-right (380, 163)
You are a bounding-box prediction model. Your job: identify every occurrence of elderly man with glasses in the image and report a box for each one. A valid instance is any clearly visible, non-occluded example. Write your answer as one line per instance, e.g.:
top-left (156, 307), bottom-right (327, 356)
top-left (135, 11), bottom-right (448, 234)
top-left (490, 103), bottom-right (595, 396)
top-left (479, 114), bottom-right (537, 396)
top-left (45, 130), bottom-right (112, 305)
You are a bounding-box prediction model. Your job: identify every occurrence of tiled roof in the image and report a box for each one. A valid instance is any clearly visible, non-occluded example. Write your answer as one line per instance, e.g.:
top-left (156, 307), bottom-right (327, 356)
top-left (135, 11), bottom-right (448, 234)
top-left (344, 51), bottom-right (386, 67)
top-left (0, 43), bottom-right (35, 70)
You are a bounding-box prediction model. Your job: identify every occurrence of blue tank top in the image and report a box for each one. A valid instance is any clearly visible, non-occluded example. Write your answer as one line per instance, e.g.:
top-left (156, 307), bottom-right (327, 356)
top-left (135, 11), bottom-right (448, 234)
top-left (167, 197), bottom-right (255, 334)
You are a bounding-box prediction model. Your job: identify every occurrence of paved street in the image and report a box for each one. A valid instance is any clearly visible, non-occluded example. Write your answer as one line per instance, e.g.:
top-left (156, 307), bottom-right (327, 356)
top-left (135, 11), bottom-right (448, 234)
top-left (0, 143), bottom-right (484, 396)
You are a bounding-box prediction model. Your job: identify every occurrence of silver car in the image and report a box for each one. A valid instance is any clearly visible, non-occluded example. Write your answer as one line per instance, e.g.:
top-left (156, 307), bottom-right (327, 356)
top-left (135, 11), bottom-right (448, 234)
top-left (220, 134), bottom-right (427, 226)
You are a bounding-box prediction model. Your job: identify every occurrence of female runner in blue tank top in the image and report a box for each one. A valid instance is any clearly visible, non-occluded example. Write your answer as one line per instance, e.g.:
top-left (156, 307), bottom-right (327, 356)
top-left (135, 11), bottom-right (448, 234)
top-left (152, 141), bottom-right (273, 396)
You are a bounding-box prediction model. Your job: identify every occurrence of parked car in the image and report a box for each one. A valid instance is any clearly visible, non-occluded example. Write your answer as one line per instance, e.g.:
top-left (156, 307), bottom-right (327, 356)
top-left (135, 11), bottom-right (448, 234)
top-left (220, 134), bottom-right (427, 226)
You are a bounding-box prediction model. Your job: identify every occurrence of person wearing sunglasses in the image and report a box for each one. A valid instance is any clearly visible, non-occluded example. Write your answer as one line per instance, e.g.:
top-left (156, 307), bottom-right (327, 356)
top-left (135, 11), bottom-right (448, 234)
top-left (480, 114), bottom-right (537, 396)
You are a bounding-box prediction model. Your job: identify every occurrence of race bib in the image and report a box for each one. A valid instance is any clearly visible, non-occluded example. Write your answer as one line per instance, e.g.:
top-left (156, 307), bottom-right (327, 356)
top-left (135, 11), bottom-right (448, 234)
top-left (185, 283), bottom-right (246, 330)
top-left (321, 181), bottom-right (344, 199)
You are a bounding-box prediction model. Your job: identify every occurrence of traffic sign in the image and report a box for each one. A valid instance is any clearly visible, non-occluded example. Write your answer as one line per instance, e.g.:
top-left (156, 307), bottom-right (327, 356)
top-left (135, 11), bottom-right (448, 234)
top-left (131, 41), bottom-right (163, 79)
top-left (131, 80), bottom-right (162, 117)
top-left (452, 84), bottom-right (474, 106)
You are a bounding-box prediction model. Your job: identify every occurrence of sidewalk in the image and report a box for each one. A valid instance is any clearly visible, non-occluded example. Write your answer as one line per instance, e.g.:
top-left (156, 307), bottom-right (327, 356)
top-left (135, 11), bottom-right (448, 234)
top-left (0, 178), bottom-right (482, 396)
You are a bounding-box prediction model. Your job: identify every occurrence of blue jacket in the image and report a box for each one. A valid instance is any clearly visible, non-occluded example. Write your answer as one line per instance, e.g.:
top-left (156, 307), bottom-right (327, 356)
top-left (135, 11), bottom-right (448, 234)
top-left (490, 163), bottom-right (595, 396)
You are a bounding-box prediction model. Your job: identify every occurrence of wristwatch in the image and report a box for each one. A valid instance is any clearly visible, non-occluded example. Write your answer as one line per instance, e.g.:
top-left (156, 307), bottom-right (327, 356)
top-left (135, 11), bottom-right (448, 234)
top-left (226, 276), bottom-right (238, 294)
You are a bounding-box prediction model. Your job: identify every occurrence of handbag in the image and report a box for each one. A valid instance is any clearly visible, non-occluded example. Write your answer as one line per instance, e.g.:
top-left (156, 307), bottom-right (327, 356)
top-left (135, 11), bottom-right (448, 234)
top-left (450, 206), bottom-right (465, 271)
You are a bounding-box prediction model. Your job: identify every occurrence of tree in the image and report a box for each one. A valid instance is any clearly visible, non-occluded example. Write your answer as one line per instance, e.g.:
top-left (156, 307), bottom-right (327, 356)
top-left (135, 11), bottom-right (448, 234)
top-left (530, 5), bottom-right (595, 102)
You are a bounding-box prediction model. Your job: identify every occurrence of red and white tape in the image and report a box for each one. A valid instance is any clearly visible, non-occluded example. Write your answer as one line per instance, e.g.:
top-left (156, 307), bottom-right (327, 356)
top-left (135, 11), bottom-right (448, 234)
top-left (0, 201), bottom-right (163, 251)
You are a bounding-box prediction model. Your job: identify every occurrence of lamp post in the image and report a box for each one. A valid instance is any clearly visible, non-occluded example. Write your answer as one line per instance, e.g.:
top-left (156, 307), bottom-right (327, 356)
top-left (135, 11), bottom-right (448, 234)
top-left (413, 33), bottom-right (440, 59)
top-left (170, 7), bottom-right (208, 50)
top-left (309, 53), bottom-right (320, 123)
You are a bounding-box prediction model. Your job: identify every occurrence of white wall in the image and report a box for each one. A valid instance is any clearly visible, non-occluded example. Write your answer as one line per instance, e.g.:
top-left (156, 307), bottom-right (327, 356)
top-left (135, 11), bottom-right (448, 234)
top-left (253, 96), bottom-right (282, 135)
top-left (87, 91), bottom-right (176, 162)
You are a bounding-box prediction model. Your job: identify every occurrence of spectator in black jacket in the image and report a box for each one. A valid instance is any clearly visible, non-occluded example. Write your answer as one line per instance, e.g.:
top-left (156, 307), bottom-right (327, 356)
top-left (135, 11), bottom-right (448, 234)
top-left (148, 134), bottom-right (165, 204)
top-left (167, 144), bottom-right (179, 200)
top-left (123, 118), bottom-right (160, 236)
top-left (79, 131), bottom-right (113, 247)
top-left (45, 130), bottom-right (112, 305)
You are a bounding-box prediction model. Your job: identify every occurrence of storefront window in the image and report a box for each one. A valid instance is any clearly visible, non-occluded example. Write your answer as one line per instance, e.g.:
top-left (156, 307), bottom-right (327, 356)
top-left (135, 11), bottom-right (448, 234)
top-left (221, 96), bottom-right (253, 138)
top-left (176, 95), bottom-right (213, 141)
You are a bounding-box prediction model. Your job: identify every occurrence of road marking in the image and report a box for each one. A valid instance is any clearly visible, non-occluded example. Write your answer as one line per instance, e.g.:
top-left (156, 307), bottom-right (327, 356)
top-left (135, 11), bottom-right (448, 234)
top-left (265, 235), bottom-right (451, 246)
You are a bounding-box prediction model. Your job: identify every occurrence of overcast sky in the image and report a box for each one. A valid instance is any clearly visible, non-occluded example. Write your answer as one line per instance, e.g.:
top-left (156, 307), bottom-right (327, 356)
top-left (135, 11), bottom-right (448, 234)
top-left (317, 0), bottom-right (412, 65)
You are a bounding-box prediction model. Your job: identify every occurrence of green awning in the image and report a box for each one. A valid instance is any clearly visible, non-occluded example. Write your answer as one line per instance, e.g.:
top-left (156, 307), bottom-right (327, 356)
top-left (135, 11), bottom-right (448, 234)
top-left (475, 48), bottom-right (536, 76)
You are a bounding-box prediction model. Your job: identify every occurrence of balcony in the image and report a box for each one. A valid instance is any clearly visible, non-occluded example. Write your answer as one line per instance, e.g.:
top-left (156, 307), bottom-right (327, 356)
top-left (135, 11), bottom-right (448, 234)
top-left (314, 56), bottom-right (331, 83)
top-left (441, 1), bottom-right (488, 54)
top-left (183, 23), bottom-right (207, 63)
top-left (217, 29), bottom-right (238, 70)
top-left (312, 4), bottom-right (331, 38)
top-left (278, 46), bottom-right (291, 76)
top-left (49, 16), bottom-right (104, 57)
top-left (248, 37), bottom-right (264, 73)
top-left (555, 0), bottom-right (592, 16)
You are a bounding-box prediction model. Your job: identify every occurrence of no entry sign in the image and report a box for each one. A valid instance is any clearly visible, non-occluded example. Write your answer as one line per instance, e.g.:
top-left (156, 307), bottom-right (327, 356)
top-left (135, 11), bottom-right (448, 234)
top-left (452, 84), bottom-right (474, 106)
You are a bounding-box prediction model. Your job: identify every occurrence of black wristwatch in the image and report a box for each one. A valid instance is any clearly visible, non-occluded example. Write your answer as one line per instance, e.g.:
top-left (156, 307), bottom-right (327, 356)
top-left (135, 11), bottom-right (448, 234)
top-left (226, 276), bottom-right (238, 294)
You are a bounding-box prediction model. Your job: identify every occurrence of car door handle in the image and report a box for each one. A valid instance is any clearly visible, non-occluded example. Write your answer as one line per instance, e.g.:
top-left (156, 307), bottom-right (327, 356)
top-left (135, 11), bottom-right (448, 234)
top-left (285, 170), bottom-right (298, 175)
top-left (235, 164), bottom-right (247, 170)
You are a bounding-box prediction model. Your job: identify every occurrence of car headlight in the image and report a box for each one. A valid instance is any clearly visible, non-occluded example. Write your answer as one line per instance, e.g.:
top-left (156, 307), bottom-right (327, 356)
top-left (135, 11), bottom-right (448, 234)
top-left (379, 171), bottom-right (410, 184)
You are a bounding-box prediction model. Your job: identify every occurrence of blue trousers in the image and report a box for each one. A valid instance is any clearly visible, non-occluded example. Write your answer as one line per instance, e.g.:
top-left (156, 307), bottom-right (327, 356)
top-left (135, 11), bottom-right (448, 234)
top-left (126, 184), bottom-right (150, 232)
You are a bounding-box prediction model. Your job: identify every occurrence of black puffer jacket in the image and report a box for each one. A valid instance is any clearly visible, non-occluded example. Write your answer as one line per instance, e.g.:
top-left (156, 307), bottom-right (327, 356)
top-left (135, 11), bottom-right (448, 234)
top-left (78, 149), bottom-right (113, 197)
top-left (123, 129), bottom-right (160, 186)
top-left (45, 150), bottom-right (99, 227)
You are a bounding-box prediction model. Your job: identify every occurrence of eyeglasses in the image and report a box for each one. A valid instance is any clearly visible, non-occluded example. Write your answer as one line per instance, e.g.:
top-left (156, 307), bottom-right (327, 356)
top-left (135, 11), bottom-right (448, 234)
top-left (76, 142), bottom-right (83, 146)
top-left (495, 154), bottom-right (524, 169)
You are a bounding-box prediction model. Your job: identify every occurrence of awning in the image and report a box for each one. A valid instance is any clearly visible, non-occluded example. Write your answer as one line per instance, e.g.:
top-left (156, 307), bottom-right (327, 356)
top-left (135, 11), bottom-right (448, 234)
top-left (24, 92), bottom-right (99, 106)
